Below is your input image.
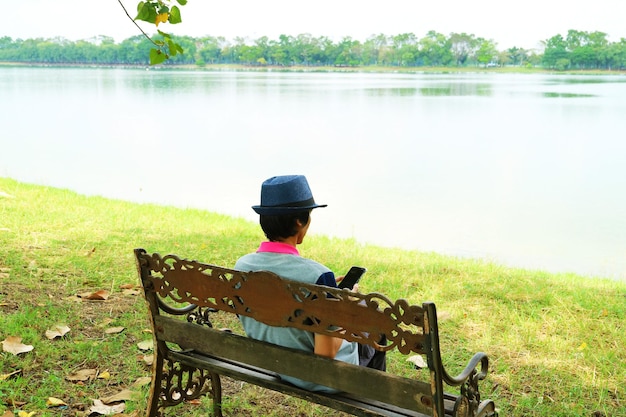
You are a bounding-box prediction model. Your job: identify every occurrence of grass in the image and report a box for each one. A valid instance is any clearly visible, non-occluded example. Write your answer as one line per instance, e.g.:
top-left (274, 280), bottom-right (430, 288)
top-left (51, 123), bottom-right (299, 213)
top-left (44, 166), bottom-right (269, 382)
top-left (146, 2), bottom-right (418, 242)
top-left (0, 176), bottom-right (625, 416)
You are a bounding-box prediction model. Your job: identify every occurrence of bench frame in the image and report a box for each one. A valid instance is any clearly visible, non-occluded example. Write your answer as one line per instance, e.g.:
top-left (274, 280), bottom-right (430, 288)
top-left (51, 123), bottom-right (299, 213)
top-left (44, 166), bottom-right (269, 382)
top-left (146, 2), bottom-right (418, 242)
top-left (134, 249), bottom-right (497, 417)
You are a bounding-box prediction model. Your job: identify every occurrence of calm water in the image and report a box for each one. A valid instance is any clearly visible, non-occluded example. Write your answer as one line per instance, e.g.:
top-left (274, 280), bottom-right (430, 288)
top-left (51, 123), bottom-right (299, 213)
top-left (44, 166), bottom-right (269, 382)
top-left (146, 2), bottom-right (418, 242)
top-left (1, 67), bottom-right (625, 280)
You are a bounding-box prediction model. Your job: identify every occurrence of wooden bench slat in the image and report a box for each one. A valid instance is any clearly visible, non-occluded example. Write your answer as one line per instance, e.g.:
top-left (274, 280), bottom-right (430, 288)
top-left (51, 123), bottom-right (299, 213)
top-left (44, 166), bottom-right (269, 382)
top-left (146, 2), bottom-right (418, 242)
top-left (170, 350), bottom-right (431, 417)
top-left (155, 315), bottom-right (433, 414)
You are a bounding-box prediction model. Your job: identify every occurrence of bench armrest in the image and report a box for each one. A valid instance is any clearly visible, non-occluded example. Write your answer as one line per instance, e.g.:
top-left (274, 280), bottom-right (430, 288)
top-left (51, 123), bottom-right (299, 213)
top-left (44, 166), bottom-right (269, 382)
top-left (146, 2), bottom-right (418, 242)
top-left (442, 351), bottom-right (489, 387)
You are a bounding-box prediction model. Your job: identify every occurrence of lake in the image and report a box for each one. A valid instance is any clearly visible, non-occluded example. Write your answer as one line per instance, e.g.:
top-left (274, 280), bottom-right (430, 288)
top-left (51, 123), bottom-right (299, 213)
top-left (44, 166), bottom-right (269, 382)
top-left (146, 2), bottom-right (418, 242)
top-left (1, 66), bottom-right (625, 280)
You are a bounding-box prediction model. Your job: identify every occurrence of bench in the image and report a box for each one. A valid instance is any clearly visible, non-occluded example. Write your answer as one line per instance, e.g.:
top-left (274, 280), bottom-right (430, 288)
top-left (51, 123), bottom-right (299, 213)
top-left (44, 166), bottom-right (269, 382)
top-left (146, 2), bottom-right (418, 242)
top-left (134, 248), bottom-right (498, 417)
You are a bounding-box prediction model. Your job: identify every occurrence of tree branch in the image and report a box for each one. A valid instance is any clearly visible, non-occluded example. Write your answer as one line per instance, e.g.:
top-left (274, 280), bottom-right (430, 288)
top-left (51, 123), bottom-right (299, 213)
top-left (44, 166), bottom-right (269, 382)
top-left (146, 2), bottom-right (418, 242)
top-left (117, 0), bottom-right (160, 48)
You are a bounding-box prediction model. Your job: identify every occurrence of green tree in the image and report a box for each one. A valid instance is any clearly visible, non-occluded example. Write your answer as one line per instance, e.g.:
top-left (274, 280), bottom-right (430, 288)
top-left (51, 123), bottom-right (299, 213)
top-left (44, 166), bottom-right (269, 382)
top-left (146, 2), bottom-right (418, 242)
top-left (271, 34), bottom-right (295, 66)
top-left (363, 34), bottom-right (391, 66)
top-left (391, 33), bottom-right (418, 66)
top-left (292, 33), bottom-right (317, 65)
top-left (610, 38), bottom-right (626, 69)
top-left (506, 46), bottom-right (529, 66)
top-left (334, 37), bottom-right (362, 66)
top-left (418, 31), bottom-right (452, 66)
top-left (542, 34), bottom-right (568, 69)
top-left (197, 36), bottom-right (224, 64)
top-left (476, 38), bottom-right (498, 67)
top-left (588, 31), bottom-right (609, 68)
top-left (449, 32), bottom-right (477, 66)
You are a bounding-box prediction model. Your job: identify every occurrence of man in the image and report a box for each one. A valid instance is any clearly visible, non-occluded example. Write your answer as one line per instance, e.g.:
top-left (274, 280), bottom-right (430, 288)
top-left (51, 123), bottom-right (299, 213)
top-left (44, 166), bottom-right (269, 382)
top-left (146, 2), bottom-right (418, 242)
top-left (235, 175), bottom-right (385, 393)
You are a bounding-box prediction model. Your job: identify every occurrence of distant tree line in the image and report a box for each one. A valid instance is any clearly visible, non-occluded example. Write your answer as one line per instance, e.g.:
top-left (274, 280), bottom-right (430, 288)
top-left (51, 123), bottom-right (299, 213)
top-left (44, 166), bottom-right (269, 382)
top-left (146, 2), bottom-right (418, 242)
top-left (1, 29), bottom-right (625, 70)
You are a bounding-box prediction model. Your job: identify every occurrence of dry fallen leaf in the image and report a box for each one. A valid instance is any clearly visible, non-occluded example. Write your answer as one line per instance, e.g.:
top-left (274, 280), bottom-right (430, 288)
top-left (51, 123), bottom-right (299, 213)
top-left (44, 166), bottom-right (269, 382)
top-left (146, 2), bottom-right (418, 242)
top-left (119, 283), bottom-right (137, 290)
top-left (77, 290), bottom-right (110, 300)
top-left (131, 376), bottom-right (152, 388)
top-left (81, 290), bottom-right (110, 300)
top-left (98, 371), bottom-right (111, 380)
top-left (137, 339), bottom-right (153, 351)
top-left (2, 410), bottom-right (14, 417)
top-left (45, 325), bottom-right (71, 340)
top-left (66, 368), bottom-right (98, 382)
top-left (46, 397), bottom-right (67, 407)
top-left (141, 354), bottom-right (154, 366)
top-left (90, 399), bottom-right (126, 415)
top-left (407, 354), bottom-right (427, 369)
top-left (1, 336), bottom-right (34, 355)
top-left (121, 289), bottom-right (140, 296)
top-left (1, 369), bottom-right (22, 381)
top-left (105, 327), bottom-right (125, 335)
top-left (100, 389), bottom-right (137, 404)
top-left (17, 412), bottom-right (36, 417)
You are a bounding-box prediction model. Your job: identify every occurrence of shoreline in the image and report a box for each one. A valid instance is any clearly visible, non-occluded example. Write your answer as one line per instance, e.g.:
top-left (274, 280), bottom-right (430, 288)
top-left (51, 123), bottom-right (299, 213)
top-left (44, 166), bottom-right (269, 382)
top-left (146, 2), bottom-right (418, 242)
top-left (2, 176), bottom-right (624, 282)
top-left (2, 60), bottom-right (626, 76)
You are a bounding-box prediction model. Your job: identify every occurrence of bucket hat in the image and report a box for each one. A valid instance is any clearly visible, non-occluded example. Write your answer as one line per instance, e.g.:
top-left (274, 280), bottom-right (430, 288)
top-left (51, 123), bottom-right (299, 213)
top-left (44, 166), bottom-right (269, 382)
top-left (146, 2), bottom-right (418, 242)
top-left (252, 175), bottom-right (327, 215)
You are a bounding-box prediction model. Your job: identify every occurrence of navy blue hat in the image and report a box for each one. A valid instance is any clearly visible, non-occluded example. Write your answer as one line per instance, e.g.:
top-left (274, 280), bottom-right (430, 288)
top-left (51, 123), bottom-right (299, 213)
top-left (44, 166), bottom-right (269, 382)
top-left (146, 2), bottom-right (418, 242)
top-left (252, 175), bottom-right (327, 215)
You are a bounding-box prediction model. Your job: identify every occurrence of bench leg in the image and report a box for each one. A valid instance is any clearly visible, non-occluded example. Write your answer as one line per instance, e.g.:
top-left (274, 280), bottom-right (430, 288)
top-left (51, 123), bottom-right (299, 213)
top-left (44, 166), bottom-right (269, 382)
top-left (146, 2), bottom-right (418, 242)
top-left (209, 370), bottom-right (223, 417)
top-left (146, 350), bottom-right (165, 417)
top-left (148, 355), bottom-right (223, 416)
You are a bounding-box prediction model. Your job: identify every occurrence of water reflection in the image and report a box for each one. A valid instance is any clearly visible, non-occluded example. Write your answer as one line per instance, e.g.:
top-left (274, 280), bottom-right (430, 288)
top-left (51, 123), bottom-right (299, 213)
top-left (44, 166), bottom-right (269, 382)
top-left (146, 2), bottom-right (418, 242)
top-left (543, 92), bottom-right (595, 98)
top-left (365, 87), bottom-right (419, 96)
top-left (420, 83), bottom-right (492, 96)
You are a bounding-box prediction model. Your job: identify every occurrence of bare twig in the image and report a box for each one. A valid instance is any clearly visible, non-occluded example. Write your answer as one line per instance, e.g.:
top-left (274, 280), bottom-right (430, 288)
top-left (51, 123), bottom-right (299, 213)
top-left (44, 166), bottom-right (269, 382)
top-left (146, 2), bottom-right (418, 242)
top-left (117, 0), bottom-right (160, 48)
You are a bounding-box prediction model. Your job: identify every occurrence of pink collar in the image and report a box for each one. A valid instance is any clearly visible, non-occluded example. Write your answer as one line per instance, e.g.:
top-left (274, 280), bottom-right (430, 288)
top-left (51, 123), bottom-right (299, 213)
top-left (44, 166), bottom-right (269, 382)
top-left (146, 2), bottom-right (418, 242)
top-left (257, 241), bottom-right (300, 256)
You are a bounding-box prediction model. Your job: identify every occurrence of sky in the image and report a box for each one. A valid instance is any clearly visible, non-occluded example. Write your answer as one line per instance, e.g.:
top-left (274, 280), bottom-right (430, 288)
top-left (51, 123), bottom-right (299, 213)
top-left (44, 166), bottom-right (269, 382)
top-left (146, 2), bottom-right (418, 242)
top-left (4, 0), bottom-right (626, 50)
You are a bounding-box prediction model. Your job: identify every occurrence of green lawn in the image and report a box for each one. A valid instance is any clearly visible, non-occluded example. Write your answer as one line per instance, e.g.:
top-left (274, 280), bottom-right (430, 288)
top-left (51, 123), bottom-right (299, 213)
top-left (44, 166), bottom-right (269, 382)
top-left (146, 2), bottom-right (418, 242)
top-left (1, 177), bottom-right (624, 416)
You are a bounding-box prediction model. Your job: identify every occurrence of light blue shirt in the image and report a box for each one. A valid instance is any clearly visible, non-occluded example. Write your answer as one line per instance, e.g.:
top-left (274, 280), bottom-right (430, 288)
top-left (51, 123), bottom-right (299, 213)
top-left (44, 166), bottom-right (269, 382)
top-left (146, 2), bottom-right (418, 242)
top-left (235, 242), bottom-right (359, 393)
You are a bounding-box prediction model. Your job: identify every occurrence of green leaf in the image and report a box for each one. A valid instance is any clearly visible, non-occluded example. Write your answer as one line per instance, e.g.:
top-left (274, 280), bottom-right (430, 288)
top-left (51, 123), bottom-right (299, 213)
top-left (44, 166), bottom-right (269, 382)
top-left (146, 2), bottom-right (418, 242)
top-left (149, 48), bottom-right (168, 65)
top-left (136, 1), bottom-right (146, 13)
top-left (135, 2), bottom-right (149, 21)
top-left (167, 40), bottom-right (178, 57)
top-left (169, 6), bottom-right (182, 24)
top-left (176, 0), bottom-right (188, 5)
top-left (167, 40), bottom-right (184, 57)
top-left (135, 2), bottom-right (158, 23)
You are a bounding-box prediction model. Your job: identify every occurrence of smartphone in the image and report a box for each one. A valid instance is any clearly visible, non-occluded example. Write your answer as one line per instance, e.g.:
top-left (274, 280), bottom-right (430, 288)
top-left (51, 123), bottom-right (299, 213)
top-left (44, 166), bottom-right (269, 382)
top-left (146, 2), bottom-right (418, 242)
top-left (338, 266), bottom-right (366, 289)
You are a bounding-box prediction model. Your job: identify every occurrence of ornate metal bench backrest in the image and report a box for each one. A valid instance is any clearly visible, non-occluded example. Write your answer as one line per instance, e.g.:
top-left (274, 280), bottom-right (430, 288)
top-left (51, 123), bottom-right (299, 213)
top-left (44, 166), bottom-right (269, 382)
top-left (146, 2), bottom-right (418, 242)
top-left (136, 249), bottom-right (427, 355)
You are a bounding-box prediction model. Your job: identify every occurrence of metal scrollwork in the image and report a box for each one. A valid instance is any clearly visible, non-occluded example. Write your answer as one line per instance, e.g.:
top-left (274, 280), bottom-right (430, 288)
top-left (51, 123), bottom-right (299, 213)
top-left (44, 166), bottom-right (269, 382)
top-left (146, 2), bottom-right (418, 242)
top-left (158, 357), bottom-right (221, 411)
top-left (450, 361), bottom-right (498, 417)
top-left (461, 369), bottom-right (481, 413)
top-left (139, 251), bottom-right (428, 355)
top-left (186, 306), bottom-right (217, 327)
